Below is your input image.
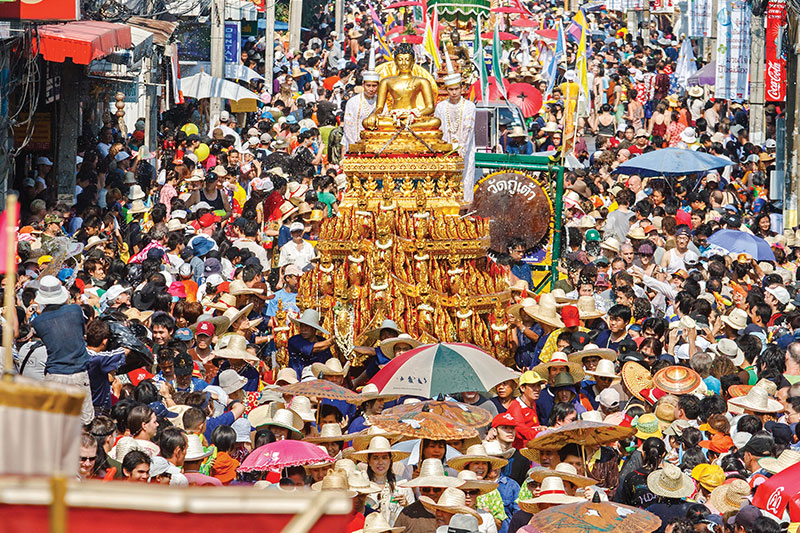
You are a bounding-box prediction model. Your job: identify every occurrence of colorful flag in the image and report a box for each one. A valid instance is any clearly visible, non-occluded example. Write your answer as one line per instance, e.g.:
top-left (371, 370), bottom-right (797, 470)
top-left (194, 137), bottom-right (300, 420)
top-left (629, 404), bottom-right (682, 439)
top-left (423, 6), bottom-right (441, 69)
top-left (0, 202), bottom-right (18, 275)
top-left (368, 3), bottom-right (383, 32)
top-left (473, 16), bottom-right (489, 105)
top-left (674, 38), bottom-right (697, 91)
top-left (566, 10), bottom-right (587, 42)
top-left (545, 22), bottom-right (565, 98)
top-left (375, 29), bottom-right (393, 61)
top-left (492, 22), bottom-right (506, 99)
top-left (575, 12), bottom-right (589, 99)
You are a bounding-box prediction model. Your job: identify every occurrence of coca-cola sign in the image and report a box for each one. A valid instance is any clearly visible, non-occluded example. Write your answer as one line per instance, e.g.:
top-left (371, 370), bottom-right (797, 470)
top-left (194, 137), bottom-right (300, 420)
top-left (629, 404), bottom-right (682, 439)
top-left (765, 0), bottom-right (786, 102)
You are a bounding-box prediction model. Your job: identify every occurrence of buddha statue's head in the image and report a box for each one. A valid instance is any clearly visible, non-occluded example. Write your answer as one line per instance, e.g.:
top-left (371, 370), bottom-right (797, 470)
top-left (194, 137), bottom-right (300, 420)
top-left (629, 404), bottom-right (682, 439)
top-left (393, 43), bottom-right (415, 74)
top-left (450, 29), bottom-right (460, 46)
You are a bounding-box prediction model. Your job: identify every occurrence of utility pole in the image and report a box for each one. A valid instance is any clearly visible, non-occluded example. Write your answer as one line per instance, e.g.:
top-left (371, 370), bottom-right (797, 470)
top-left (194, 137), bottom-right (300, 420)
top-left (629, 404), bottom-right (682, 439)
top-left (265, 0), bottom-right (275, 90)
top-left (335, 0), bottom-right (344, 39)
top-left (288, 0), bottom-right (302, 53)
top-left (749, 13), bottom-right (766, 145)
top-left (210, 0), bottom-right (225, 122)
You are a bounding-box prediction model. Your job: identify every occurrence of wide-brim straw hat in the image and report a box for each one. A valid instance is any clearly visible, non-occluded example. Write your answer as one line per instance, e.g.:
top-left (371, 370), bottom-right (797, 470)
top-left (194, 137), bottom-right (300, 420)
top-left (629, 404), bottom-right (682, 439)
top-left (290, 309), bottom-right (330, 336)
top-left (229, 279), bottom-right (265, 296)
top-left (311, 470), bottom-right (357, 498)
top-left (306, 423), bottom-right (351, 443)
top-left (247, 401), bottom-right (286, 428)
top-left (399, 458), bottom-right (465, 489)
top-left (379, 334), bottom-right (422, 359)
top-left (508, 297), bottom-right (538, 323)
top-left (455, 470), bottom-right (498, 496)
top-left (211, 333), bottom-right (259, 363)
top-left (447, 444), bottom-right (508, 471)
top-left (517, 476), bottom-right (585, 513)
top-left (420, 488), bottom-right (481, 520)
top-left (758, 449), bottom-right (800, 474)
top-left (353, 510), bottom-right (405, 533)
top-left (721, 309), bottom-right (748, 331)
top-left (311, 357), bottom-right (351, 378)
top-left (569, 344), bottom-right (616, 365)
top-left (207, 304), bottom-right (254, 334)
top-left (532, 353), bottom-right (585, 383)
top-left (709, 479), bottom-right (751, 514)
top-left (550, 288), bottom-right (577, 305)
top-left (261, 408), bottom-right (305, 438)
top-left (622, 361), bottom-right (653, 402)
top-left (626, 227), bottom-right (647, 240)
top-left (527, 463), bottom-right (596, 489)
top-left (350, 427), bottom-right (402, 452)
top-left (363, 319), bottom-right (403, 344)
top-left (358, 383), bottom-right (399, 402)
top-left (124, 308), bottom-right (154, 323)
top-left (350, 436), bottom-right (410, 463)
top-left (652, 366), bottom-right (702, 395)
top-left (347, 471), bottom-right (383, 495)
top-left (584, 358), bottom-right (620, 380)
top-left (288, 396), bottom-right (316, 423)
top-left (600, 237), bottom-right (621, 253)
top-left (525, 301), bottom-right (565, 329)
top-left (576, 296), bottom-right (604, 320)
top-left (728, 387), bottom-right (783, 413)
top-left (647, 464), bottom-right (694, 499)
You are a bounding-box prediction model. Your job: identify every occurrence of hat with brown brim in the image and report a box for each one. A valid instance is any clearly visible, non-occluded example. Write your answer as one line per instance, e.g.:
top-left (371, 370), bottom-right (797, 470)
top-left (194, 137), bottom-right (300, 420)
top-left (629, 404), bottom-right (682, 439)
top-left (211, 333), bottom-right (259, 363)
top-left (454, 470), bottom-right (498, 496)
top-left (306, 423), bottom-right (351, 443)
top-left (652, 366), bottom-right (702, 395)
top-left (420, 488), bottom-right (481, 520)
top-left (399, 458), bottom-right (465, 489)
top-left (311, 470), bottom-right (357, 497)
top-left (527, 462), bottom-right (596, 489)
top-left (350, 436), bottom-right (410, 463)
top-left (350, 426), bottom-right (402, 452)
top-left (379, 334), bottom-right (422, 359)
top-left (532, 352), bottom-right (586, 383)
top-left (447, 444), bottom-right (508, 471)
top-left (621, 361), bottom-right (653, 402)
top-left (508, 297), bottom-right (538, 323)
top-left (569, 344), bottom-right (616, 365)
top-left (517, 476), bottom-right (585, 513)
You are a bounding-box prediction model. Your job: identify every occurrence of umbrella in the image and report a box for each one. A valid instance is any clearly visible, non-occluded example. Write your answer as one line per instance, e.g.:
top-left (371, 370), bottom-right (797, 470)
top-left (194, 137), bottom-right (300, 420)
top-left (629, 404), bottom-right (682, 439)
top-left (481, 31), bottom-right (519, 40)
top-left (469, 76), bottom-right (511, 101)
top-left (225, 63), bottom-right (263, 82)
top-left (512, 17), bottom-right (539, 28)
top-left (755, 461), bottom-right (800, 520)
top-left (507, 82), bottom-right (543, 117)
top-left (369, 343), bottom-right (520, 398)
top-left (688, 60), bottom-right (716, 86)
top-left (323, 75), bottom-right (340, 91)
top-left (276, 379), bottom-right (364, 403)
top-left (707, 229), bottom-right (777, 261)
top-left (527, 501), bottom-right (661, 532)
top-left (238, 440), bottom-right (333, 472)
top-left (180, 71), bottom-right (260, 101)
top-left (526, 421), bottom-right (636, 450)
top-left (613, 147), bottom-right (733, 177)
top-left (492, 5), bottom-right (525, 13)
top-left (371, 400), bottom-right (493, 440)
top-left (392, 33), bottom-right (424, 44)
top-left (386, 0), bottom-right (425, 7)
top-left (534, 29), bottom-right (557, 41)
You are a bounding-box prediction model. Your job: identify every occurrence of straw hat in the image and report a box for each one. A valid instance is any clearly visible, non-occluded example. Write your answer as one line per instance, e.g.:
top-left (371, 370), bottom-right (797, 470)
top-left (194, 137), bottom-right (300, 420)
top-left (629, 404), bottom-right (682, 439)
top-left (347, 470), bottom-right (383, 495)
top-left (525, 297), bottom-right (565, 329)
top-left (646, 463), bottom-right (694, 499)
top-left (273, 367), bottom-right (299, 385)
top-left (380, 334), bottom-right (422, 358)
top-left (123, 308), bottom-right (154, 323)
top-left (206, 304), bottom-right (254, 333)
top-left (184, 434), bottom-right (212, 462)
top-left (311, 357), bottom-right (351, 378)
top-left (84, 235), bottom-right (108, 250)
top-left (400, 458), bottom-right (465, 489)
top-left (508, 297), bottom-right (538, 323)
top-left (420, 487), bottom-right (481, 520)
top-left (455, 470), bottom-right (498, 496)
top-left (569, 344), bottom-right (616, 365)
top-left (576, 296), bottom-right (604, 321)
top-left (229, 279), bottom-right (264, 296)
top-left (709, 479), bottom-right (751, 513)
top-left (290, 309), bottom-right (330, 335)
top-left (532, 352), bottom-right (586, 383)
top-left (517, 476), bottom-right (585, 513)
top-left (350, 436), bottom-right (410, 463)
top-left (600, 237), bottom-right (621, 253)
top-left (311, 470), bottom-right (356, 497)
top-left (626, 227), bottom-right (647, 240)
top-left (584, 359), bottom-right (619, 381)
top-left (621, 361), bottom-right (653, 402)
top-left (260, 408), bottom-right (304, 438)
top-left (527, 462), bottom-right (596, 489)
top-left (550, 288), bottom-right (577, 305)
top-left (482, 438), bottom-right (515, 461)
top-left (288, 396), bottom-right (316, 423)
top-left (447, 444), bottom-right (508, 471)
top-left (652, 366), bottom-right (702, 395)
top-left (711, 338), bottom-right (745, 367)
top-left (211, 334), bottom-right (259, 363)
top-left (358, 383), bottom-right (398, 402)
top-left (350, 426), bottom-right (401, 452)
top-left (306, 423), bottom-right (351, 443)
top-left (691, 464), bottom-right (725, 491)
top-left (634, 413), bottom-right (663, 440)
top-left (721, 308), bottom-right (748, 331)
top-left (353, 511), bottom-right (405, 533)
top-left (363, 319), bottom-right (403, 344)
top-left (688, 86), bottom-right (704, 98)
top-left (246, 401), bottom-right (285, 428)
top-left (128, 200), bottom-right (150, 215)
top-left (728, 387), bottom-right (783, 413)
top-left (758, 449), bottom-right (800, 474)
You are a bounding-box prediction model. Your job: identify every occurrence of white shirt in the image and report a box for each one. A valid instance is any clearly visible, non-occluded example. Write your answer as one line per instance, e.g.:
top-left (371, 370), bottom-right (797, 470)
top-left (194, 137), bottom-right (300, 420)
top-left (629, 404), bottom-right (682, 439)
top-left (343, 93), bottom-right (376, 152)
top-left (278, 239), bottom-right (316, 271)
top-left (233, 238), bottom-right (271, 272)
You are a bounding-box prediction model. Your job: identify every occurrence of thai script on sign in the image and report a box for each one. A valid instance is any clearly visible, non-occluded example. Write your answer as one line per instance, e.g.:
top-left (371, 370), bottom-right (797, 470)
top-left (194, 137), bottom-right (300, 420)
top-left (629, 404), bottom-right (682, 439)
top-left (486, 176), bottom-right (538, 201)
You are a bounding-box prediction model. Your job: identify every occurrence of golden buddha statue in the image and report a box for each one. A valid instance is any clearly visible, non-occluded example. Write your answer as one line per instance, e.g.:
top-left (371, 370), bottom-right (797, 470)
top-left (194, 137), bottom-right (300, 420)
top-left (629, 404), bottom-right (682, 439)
top-left (363, 43), bottom-right (441, 131)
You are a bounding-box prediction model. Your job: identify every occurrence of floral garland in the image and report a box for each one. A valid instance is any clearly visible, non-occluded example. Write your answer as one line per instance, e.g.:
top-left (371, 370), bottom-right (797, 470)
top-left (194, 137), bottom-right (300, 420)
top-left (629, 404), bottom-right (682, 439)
top-left (333, 303), bottom-right (355, 362)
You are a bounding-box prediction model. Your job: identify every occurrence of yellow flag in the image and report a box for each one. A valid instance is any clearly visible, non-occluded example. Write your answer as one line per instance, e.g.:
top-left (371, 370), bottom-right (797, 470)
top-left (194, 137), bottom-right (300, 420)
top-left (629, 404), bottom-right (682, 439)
top-left (423, 8), bottom-right (441, 70)
top-left (575, 10), bottom-right (589, 98)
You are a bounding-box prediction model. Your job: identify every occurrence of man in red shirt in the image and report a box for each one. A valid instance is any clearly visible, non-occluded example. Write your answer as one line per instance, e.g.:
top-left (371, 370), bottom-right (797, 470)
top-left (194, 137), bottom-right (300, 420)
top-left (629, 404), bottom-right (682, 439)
top-left (506, 370), bottom-right (547, 449)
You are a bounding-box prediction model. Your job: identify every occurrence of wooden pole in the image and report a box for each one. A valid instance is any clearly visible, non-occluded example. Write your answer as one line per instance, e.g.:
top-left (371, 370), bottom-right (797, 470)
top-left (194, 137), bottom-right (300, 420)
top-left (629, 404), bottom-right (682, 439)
top-left (2, 194), bottom-right (17, 380)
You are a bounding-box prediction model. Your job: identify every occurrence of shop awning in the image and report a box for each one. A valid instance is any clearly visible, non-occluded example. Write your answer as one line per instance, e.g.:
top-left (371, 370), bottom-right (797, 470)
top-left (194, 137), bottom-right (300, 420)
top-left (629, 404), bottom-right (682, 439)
top-left (37, 21), bottom-right (132, 65)
top-left (127, 16), bottom-right (178, 46)
top-left (164, 0), bottom-right (259, 20)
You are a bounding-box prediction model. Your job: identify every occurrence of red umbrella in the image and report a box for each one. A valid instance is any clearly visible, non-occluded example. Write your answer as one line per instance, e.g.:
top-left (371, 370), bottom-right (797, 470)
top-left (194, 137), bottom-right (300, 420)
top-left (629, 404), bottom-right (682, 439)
top-left (492, 5), bottom-right (525, 13)
top-left (386, 0), bottom-right (424, 8)
top-left (323, 75), bottom-right (340, 91)
top-left (469, 76), bottom-right (511, 101)
top-left (481, 31), bottom-right (519, 41)
top-left (512, 17), bottom-right (539, 28)
top-left (387, 25), bottom-right (406, 35)
top-left (754, 460), bottom-right (800, 519)
top-left (392, 33), bottom-right (424, 43)
top-left (535, 28), bottom-right (557, 41)
top-left (238, 440), bottom-right (333, 472)
top-left (507, 82), bottom-right (543, 117)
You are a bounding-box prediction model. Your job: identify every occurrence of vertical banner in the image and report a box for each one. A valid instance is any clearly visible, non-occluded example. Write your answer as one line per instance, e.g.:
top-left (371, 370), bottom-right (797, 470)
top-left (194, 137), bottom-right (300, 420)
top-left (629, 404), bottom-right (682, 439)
top-left (715, 0), bottom-right (751, 100)
top-left (765, 0), bottom-right (786, 102)
top-left (651, 0), bottom-right (674, 14)
top-left (224, 21), bottom-right (241, 64)
top-left (688, 0), bottom-right (712, 37)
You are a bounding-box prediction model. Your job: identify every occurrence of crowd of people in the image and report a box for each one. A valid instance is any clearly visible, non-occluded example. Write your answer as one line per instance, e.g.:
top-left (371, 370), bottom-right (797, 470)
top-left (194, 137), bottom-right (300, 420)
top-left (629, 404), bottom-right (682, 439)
top-left (5, 0), bottom-right (793, 532)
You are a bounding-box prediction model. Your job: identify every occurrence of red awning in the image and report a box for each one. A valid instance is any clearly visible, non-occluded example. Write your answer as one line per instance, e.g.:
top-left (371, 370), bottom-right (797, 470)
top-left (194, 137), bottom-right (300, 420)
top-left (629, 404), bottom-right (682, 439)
top-left (36, 21), bottom-right (132, 65)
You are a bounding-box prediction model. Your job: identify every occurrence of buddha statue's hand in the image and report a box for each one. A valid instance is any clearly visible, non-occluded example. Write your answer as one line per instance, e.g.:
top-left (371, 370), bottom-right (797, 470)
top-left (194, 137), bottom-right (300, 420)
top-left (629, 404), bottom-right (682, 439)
top-left (363, 113), bottom-right (378, 130)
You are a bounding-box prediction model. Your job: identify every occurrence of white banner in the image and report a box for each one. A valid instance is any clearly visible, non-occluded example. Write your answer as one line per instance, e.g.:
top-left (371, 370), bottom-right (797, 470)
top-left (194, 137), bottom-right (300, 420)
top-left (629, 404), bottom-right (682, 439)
top-left (715, 0), bottom-right (751, 100)
top-left (687, 0), bottom-right (712, 37)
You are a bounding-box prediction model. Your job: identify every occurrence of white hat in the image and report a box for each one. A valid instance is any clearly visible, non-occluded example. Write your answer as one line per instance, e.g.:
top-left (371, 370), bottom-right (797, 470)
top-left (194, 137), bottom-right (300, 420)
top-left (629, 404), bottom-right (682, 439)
top-left (231, 417), bottom-right (253, 444)
top-left (218, 369), bottom-right (248, 394)
top-left (220, 111), bottom-right (230, 122)
top-left (36, 156), bottom-right (54, 166)
top-left (184, 434), bottom-right (212, 461)
top-left (442, 44), bottom-right (461, 87)
top-left (115, 151), bottom-right (131, 162)
top-left (34, 275), bottom-right (69, 306)
top-left (128, 184), bottom-right (146, 200)
top-left (712, 338), bottom-right (745, 367)
top-left (680, 128), bottom-right (697, 144)
top-left (362, 38), bottom-right (380, 83)
top-left (598, 387), bottom-right (621, 408)
top-left (289, 221), bottom-right (305, 233)
top-left (766, 286), bottom-right (790, 305)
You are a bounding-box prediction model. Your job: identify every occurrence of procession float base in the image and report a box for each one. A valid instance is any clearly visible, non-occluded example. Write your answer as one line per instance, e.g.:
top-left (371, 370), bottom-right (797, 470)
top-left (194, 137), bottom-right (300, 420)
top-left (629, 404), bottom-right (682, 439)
top-left (274, 144), bottom-right (515, 370)
top-left (346, 129), bottom-right (454, 155)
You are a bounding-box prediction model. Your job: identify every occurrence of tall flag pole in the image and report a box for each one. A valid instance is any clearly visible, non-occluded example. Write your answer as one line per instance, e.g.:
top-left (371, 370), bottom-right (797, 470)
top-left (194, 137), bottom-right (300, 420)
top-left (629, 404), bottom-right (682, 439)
top-left (474, 15), bottom-right (489, 105)
top-left (491, 21), bottom-right (506, 99)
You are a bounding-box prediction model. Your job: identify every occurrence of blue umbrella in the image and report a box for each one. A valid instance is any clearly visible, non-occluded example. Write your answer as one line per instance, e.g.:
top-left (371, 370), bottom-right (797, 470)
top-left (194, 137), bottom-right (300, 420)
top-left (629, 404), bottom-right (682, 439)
top-left (708, 230), bottom-right (776, 261)
top-left (613, 148), bottom-right (733, 177)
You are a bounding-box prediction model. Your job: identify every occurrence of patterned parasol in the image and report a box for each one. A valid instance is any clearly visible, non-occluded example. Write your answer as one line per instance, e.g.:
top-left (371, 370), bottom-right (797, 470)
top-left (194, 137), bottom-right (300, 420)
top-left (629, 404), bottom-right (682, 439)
top-left (370, 400), bottom-right (493, 440)
top-left (238, 440), bottom-right (333, 472)
top-left (526, 421), bottom-right (637, 451)
top-left (276, 379), bottom-right (364, 403)
top-left (526, 501), bottom-right (661, 533)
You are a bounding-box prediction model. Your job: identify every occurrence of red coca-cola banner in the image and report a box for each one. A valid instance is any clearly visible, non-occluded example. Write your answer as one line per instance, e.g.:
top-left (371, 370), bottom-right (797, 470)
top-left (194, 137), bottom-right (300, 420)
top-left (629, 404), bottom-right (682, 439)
top-left (765, 0), bottom-right (787, 102)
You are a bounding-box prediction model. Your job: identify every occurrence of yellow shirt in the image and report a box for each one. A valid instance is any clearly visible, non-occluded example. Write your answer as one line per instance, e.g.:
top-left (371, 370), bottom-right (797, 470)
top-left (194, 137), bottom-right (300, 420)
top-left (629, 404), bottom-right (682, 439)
top-left (538, 326), bottom-right (590, 363)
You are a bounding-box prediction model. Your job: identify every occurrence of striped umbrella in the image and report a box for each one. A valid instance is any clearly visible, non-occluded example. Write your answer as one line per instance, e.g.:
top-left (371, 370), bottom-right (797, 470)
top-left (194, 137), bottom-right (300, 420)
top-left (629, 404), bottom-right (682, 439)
top-left (368, 343), bottom-right (520, 398)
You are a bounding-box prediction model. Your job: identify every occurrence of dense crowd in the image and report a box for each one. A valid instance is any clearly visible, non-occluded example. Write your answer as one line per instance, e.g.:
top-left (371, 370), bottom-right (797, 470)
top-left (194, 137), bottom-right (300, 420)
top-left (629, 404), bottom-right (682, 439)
top-left (5, 0), bottom-right (792, 532)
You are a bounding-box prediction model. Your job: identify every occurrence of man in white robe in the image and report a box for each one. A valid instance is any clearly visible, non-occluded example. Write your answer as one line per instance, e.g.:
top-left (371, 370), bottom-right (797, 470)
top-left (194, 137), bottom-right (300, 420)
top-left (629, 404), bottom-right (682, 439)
top-left (342, 79), bottom-right (378, 152)
top-left (435, 73), bottom-right (477, 202)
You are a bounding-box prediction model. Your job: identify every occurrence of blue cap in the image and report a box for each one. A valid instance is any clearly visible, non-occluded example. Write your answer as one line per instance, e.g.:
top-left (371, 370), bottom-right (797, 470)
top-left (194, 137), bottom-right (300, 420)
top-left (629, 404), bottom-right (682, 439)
top-left (286, 115), bottom-right (298, 125)
top-left (174, 328), bottom-right (193, 341)
top-left (261, 111), bottom-right (273, 120)
top-left (57, 268), bottom-right (74, 282)
top-left (777, 334), bottom-right (795, 350)
top-left (149, 401), bottom-right (178, 418)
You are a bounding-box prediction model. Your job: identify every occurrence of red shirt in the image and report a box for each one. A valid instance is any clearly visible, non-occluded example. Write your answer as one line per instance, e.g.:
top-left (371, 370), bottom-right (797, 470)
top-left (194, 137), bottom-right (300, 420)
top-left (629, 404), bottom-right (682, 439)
top-left (506, 397), bottom-right (541, 448)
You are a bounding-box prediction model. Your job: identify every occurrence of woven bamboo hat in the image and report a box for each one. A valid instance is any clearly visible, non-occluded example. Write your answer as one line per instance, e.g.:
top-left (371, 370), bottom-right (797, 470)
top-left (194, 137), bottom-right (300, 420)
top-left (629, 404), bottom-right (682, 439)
top-left (621, 361), bottom-right (653, 402)
top-left (518, 476), bottom-right (585, 513)
top-left (350, 436), bottom-right (410, 463)
top-left (646, 464), bottom-right (694, 499)
top-left (419, 488), bottom-right (480, 520)
top-left (709, 479), bottom-right (751, 514)
top-left (447, 444), bottom-right (508, 471)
